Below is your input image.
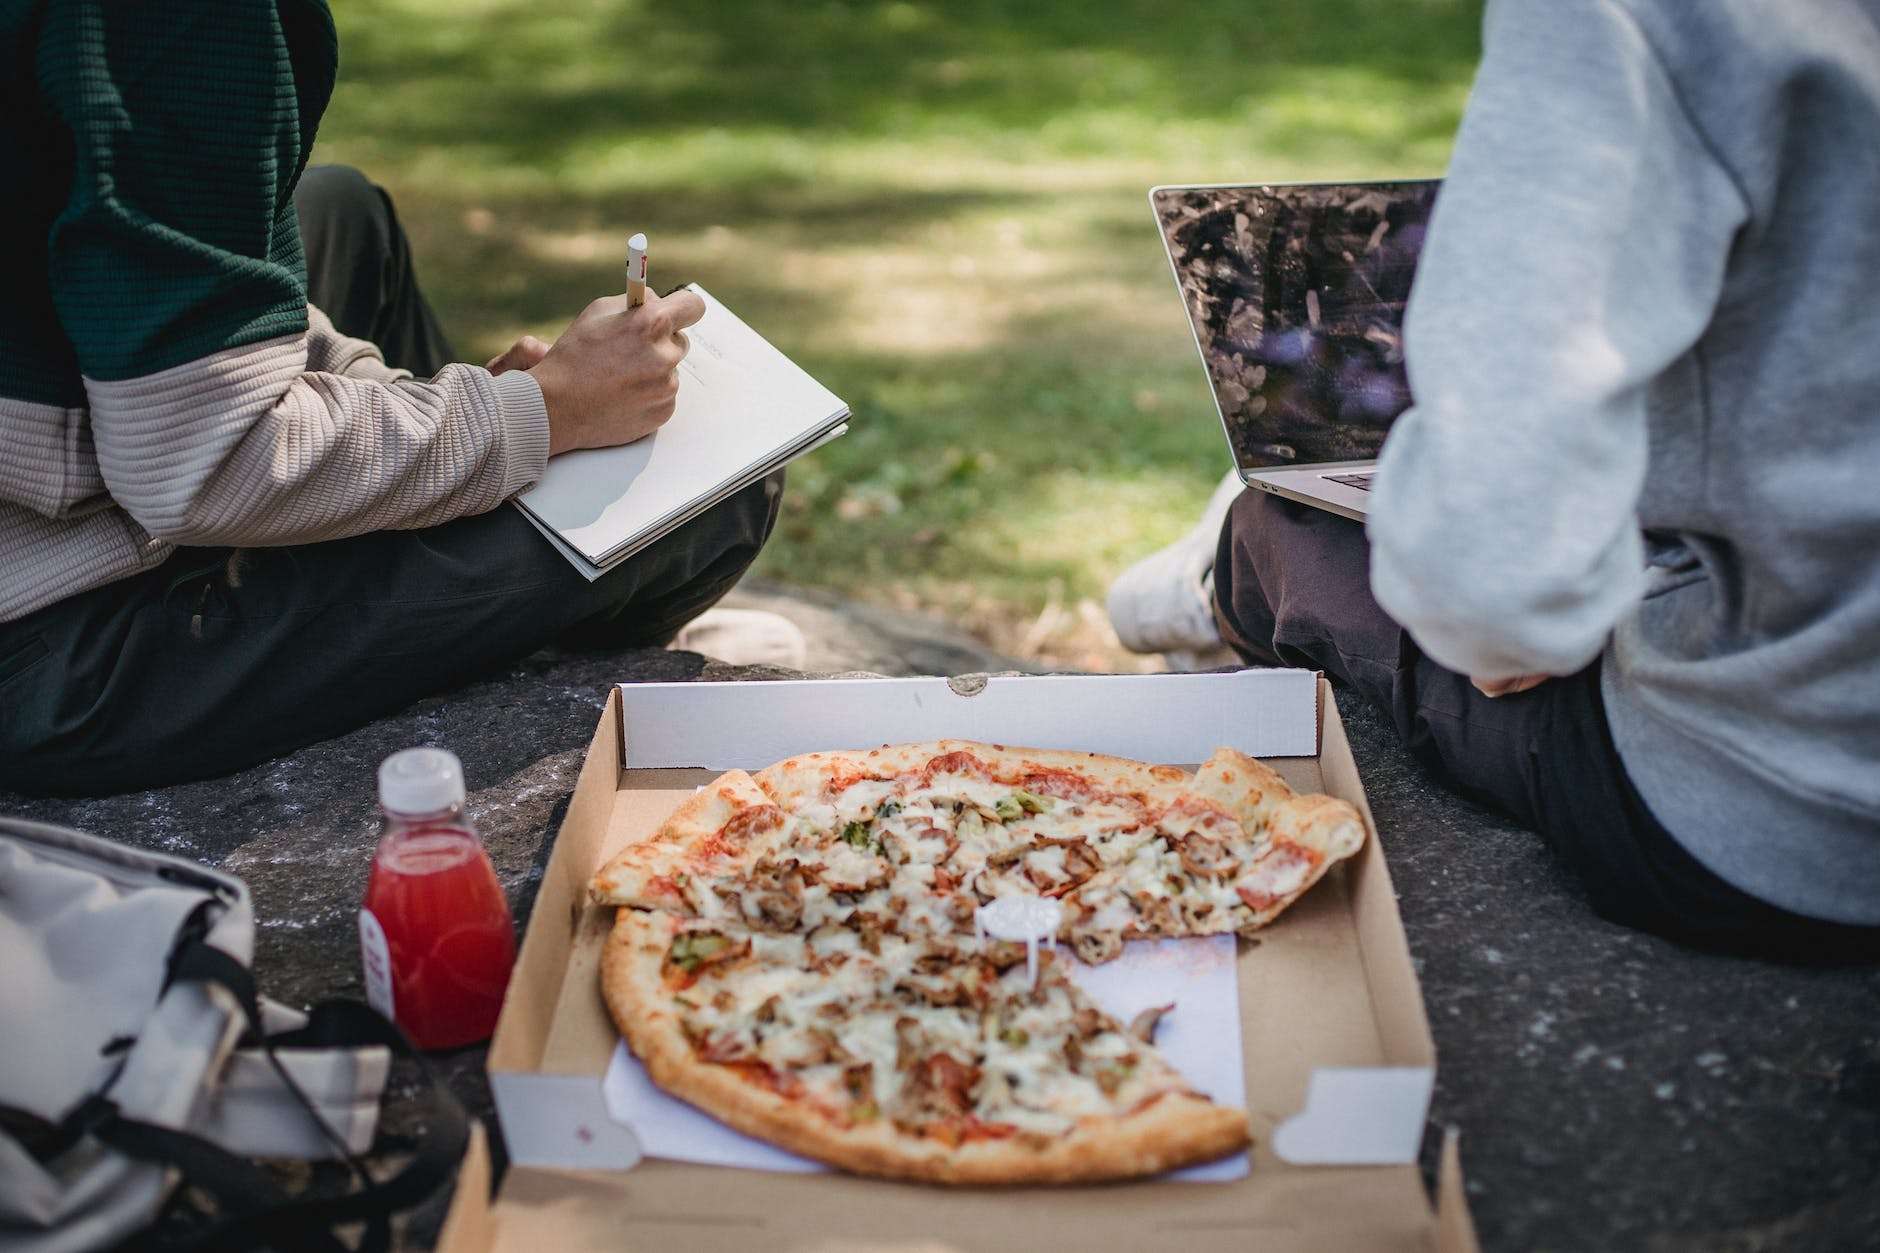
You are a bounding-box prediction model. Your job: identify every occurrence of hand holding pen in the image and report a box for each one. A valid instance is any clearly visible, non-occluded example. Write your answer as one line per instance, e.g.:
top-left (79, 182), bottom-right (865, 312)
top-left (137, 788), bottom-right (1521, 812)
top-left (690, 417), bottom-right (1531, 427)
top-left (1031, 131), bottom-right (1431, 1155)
top-left (490, 229), bottom-right (707, 456)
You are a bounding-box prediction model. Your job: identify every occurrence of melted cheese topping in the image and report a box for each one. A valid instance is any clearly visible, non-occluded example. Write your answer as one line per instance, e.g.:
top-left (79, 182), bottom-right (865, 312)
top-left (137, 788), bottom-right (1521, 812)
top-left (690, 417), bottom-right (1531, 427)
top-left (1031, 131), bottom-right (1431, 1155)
top-left (666, 922), bottom-right (1188, 1138)
top-left (644, 752), bottom-right (1328, 1139)
top-left (670, 759), bottom-right (1318, 946)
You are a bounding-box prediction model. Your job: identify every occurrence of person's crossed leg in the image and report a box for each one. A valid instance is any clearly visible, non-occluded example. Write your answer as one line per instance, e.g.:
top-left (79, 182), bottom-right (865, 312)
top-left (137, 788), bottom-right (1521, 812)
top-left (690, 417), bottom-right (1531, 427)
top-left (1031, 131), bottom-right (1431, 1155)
top-left (0, 168), bottom-right (786, 796)
top-left (1115, 484), bottom-right (1880, 962)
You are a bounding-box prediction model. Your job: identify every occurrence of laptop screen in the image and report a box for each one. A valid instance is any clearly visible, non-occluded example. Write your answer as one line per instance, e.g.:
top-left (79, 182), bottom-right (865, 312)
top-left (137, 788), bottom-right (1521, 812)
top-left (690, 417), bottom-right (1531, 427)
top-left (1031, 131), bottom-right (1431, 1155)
top-left (1153, 180), bottom-right (1439, 470)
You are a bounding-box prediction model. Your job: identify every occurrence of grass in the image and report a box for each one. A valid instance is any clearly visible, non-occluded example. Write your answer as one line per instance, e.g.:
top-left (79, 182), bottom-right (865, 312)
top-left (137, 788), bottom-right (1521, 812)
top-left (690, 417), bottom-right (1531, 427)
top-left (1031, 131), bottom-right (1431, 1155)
top-left (317, 0), bottom-right (1483, 667)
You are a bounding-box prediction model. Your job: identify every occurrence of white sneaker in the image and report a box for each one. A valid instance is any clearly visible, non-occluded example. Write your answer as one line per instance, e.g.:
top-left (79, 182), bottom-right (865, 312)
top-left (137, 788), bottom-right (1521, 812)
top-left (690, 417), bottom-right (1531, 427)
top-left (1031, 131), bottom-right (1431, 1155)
top-left (1106, 469), bottom-right (1244, 655)
top-left (669, 608), bottom-right (808, 669)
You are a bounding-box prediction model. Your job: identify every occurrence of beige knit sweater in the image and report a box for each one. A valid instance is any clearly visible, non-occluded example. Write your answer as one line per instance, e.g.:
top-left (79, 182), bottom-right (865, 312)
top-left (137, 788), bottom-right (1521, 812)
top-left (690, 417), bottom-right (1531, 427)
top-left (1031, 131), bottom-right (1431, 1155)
top-left (0, 309), bottom-right (550, 622)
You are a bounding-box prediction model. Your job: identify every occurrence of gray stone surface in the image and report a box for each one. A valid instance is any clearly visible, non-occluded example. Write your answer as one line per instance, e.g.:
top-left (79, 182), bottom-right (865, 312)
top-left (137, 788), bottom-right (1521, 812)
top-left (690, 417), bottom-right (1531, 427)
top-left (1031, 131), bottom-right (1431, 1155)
top-left (2, 597), bottom-right (1876, 1252)
top-left (721, 577), bottom-right (1054, 677)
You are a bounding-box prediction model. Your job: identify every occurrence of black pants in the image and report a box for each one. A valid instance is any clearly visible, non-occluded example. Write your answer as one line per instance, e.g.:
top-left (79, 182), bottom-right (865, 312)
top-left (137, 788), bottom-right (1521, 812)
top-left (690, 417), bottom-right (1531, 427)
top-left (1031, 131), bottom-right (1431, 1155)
top-left (1214, 490), bottom-right (1880, 962)
top-left (0, 166), bottom-right (780, 796)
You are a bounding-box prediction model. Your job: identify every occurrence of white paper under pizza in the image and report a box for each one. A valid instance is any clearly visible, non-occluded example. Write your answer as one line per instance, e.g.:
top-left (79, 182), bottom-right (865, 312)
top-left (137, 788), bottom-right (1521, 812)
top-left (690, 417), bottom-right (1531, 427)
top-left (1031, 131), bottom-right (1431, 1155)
top-left (601, 934), bottom-right (1249, 1182)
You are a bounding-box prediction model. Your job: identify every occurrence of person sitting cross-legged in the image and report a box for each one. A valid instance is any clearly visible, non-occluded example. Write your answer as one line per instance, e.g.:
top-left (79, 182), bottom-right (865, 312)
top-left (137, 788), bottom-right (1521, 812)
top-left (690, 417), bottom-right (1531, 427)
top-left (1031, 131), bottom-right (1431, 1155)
top-left (0, 5), bottom-right (797, 797)
top-left (1110, 0), bottom-right (1880, 960)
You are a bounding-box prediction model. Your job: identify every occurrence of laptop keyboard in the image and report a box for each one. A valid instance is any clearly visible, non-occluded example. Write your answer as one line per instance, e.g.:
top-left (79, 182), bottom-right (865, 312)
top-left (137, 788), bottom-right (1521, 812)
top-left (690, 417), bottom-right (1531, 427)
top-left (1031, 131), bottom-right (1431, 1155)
top-left (1322, 472), bottom-right (1375, 491)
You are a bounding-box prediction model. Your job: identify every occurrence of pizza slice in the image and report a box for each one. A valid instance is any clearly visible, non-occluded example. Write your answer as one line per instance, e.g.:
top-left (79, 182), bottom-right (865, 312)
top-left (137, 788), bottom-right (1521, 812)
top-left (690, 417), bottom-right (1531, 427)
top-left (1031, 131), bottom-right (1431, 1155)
top-left (1057, 748), bottom-right (1368, 961)
top-left (590, 766), bottom-right (919, 936)
top-left (588, 769), bottom-right (797, 915)
top-left (601, 909), bottom-right (1250, 1184)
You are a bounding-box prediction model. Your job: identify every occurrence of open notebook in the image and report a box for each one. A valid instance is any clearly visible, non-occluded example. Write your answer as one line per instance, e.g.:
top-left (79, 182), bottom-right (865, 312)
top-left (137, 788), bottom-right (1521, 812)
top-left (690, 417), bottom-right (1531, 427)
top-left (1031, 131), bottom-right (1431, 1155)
top-left (514, 285), bottom-right (849, 579)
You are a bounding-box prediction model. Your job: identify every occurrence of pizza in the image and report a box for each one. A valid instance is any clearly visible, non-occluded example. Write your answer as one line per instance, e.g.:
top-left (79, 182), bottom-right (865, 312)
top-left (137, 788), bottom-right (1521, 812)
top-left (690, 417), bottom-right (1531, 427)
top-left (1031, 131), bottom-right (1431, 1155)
top-left (589, 740), bottom-right (1366, 1184)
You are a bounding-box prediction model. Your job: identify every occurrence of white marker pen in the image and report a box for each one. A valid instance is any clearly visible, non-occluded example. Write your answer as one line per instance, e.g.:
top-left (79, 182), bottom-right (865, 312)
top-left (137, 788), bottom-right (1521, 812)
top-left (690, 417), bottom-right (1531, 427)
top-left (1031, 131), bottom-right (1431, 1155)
top-left (626, 232), bottom-right (648, 308)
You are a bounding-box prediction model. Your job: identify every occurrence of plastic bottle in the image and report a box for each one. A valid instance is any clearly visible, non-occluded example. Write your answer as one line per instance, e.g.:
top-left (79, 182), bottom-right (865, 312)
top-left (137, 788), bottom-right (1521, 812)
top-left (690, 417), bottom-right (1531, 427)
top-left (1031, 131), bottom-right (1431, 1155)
top-left (358, 747), bottom-right (517, 1049)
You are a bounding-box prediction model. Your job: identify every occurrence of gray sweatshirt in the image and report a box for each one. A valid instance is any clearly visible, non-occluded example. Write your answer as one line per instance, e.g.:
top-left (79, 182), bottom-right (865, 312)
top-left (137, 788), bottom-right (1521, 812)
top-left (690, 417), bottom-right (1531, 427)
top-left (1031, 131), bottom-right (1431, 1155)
top-left (1368, 0), bottom-right (1880, 923)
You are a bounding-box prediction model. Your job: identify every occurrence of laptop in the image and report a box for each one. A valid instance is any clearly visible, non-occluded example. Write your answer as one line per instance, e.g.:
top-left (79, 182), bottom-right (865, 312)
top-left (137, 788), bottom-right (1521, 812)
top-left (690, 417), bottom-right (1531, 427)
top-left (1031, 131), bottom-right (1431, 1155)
top-left (1151, 180), bottom-right (1440, 520)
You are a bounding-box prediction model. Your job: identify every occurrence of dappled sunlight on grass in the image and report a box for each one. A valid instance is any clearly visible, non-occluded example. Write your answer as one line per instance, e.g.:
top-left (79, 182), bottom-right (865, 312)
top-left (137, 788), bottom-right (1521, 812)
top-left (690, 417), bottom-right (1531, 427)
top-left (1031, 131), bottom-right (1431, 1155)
top-left (320, 0), bottom-right (1482, 666)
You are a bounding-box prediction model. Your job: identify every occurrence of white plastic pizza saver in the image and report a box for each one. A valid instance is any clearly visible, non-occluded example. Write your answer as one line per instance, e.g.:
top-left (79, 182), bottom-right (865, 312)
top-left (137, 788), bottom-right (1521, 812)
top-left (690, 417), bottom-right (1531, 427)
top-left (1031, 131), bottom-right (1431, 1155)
top-left (974, 896), bottom-right (1064, 988)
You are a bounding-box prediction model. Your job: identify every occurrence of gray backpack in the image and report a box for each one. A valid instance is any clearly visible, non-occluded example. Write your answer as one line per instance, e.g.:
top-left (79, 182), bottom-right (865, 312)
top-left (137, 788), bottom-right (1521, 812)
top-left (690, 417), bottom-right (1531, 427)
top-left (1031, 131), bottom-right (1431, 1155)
top-left (0, 817), bottom-right (467, 1253)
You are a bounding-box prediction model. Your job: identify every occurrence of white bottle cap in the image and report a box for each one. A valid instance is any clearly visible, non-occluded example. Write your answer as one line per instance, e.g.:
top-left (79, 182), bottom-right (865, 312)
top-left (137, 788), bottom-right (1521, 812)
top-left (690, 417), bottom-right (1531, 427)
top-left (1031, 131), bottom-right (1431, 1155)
top-left (378, 747), bottom-right (466, 816)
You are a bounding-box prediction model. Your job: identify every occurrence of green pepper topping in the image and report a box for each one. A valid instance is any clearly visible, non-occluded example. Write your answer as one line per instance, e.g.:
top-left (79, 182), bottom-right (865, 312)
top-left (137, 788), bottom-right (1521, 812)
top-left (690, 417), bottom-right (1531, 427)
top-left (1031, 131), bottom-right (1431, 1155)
top-left (999, 1027), bottom-right (1030, 1047)
top-left (669, 932), bottom-right (730, 972)
top-left (876, 799), bottom-right (902, 819)
top-left (995, 790), bottom-right (1050, 821)
top-left (840, 820), bottom-right (876, 850)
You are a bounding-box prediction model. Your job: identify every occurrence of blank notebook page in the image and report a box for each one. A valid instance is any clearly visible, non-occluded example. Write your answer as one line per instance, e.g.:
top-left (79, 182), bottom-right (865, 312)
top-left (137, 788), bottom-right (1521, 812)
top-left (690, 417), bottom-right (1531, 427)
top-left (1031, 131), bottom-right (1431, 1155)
top-left (516, 285), bottom-right (846, 564)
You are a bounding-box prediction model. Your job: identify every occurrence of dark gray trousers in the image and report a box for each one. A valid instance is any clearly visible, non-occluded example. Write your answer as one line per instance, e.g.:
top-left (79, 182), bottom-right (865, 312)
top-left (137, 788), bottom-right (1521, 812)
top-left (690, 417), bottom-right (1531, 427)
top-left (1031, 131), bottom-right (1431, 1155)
top-left (1214, 490), bottom-right (1880, 961)
top-left (0, 167), bottom-right (780, 796)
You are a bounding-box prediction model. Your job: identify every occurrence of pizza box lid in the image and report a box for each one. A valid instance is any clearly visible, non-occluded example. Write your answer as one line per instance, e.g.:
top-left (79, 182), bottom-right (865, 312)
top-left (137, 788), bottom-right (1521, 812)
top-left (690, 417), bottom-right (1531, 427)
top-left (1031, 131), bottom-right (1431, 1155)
top-left (447, 670), bottom-right (1478, 1252)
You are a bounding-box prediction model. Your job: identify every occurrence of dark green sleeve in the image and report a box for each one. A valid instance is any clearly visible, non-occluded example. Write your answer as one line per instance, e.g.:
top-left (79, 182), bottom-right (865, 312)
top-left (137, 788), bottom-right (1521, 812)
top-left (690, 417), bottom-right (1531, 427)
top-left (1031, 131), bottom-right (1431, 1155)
top-left (39, 0), bottom-right (337, 381)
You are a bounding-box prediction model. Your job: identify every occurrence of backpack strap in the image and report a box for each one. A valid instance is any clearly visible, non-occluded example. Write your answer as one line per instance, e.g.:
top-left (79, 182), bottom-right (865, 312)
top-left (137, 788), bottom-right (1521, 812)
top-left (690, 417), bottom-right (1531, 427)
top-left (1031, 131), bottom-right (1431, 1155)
top-left (96, 1114), bottom-right (353, 1253)
top-left (198, 1039), bottom-right (388, 1161)
top-left (98, 937), bottom-right (471, 1253)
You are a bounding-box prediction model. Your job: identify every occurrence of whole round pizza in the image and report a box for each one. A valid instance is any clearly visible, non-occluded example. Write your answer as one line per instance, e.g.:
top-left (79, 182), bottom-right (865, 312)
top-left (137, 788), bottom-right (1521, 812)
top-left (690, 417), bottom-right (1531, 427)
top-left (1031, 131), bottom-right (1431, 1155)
top-left (588, 739), bottom-right (1366, 1185)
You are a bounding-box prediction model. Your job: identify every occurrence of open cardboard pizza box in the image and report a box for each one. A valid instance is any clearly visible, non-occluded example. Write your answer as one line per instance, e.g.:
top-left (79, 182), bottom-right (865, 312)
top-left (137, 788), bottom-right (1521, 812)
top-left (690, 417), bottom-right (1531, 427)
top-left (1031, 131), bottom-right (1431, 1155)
top-left (437, 670), bottom-right (1479, 1253)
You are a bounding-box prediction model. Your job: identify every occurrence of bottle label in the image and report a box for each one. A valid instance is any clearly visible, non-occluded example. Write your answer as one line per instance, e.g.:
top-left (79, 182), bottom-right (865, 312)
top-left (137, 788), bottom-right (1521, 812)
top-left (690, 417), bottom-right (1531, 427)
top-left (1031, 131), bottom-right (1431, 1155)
top-left (358, 908), bottom-right (396, 1020)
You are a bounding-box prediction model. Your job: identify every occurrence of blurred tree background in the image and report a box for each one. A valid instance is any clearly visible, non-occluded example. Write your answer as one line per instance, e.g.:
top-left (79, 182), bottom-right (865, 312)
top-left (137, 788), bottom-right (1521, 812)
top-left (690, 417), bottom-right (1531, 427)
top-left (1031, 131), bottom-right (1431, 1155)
top-left (318, 0), bottom-right (1484, 667)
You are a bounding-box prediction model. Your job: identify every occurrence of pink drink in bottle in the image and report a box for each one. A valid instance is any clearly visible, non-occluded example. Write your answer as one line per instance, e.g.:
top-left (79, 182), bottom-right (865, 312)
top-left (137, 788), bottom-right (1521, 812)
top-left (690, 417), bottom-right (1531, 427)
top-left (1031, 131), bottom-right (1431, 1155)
top-left (359, 748), bottom-right (517, 1049)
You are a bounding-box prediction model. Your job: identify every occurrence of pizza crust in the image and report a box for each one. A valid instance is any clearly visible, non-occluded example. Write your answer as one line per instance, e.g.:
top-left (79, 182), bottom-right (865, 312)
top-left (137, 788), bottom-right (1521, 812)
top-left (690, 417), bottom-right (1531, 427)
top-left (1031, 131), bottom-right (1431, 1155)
top-left (1235, 792), bottom-right (1368, 929)
top-left (1271, 792), bottom-right (1367, 863)
top-left (600, 911), bottom-right (1249, 1184)
top-left (752, 740), bottom-right (1188, 811)
top-left (1179, 747), bottom-right (1295, 833)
